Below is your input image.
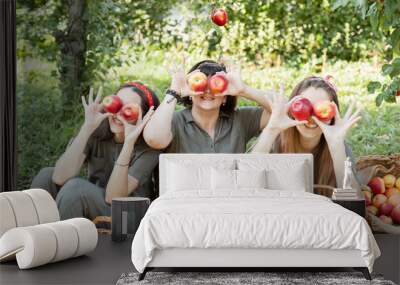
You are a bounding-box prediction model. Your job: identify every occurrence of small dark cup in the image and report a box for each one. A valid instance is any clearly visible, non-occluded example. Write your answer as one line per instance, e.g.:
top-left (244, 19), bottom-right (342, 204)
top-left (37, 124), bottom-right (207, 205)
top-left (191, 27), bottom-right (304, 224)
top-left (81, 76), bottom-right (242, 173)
top-left (111, 197), bottom-right (150, 242)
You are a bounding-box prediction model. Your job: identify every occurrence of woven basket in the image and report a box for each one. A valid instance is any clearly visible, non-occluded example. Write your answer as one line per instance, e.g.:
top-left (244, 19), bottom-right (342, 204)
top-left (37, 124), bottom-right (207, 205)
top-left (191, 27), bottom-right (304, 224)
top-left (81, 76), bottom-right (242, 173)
top-left (356, 154), bottom-right (400, 234)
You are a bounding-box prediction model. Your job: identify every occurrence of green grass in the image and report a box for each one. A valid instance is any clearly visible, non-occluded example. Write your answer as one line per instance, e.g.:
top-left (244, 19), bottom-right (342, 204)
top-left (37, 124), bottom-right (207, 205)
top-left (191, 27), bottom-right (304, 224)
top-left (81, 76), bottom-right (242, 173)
top-left (17, 55), bottom-right (399, 189)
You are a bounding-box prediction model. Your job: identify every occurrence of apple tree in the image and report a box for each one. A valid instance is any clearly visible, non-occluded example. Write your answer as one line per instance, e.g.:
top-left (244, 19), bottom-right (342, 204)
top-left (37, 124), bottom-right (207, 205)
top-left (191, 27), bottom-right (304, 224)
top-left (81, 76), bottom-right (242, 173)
top-left (334, 0), bottom-right (400, 106)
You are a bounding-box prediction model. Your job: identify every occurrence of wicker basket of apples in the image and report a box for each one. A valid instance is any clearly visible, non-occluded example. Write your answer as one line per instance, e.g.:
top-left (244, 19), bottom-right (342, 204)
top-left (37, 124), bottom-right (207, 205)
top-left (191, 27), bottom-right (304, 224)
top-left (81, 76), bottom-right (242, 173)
top-left (357, 154), bottom-right (400, 234)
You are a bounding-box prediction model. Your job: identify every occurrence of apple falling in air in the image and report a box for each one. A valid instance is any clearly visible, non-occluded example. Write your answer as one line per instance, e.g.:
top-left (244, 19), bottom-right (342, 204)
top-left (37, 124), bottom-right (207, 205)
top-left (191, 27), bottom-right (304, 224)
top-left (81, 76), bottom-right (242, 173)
top-left (313, 101), bottom-right (336, 122)
top-left (211, 8), bottom-right (228, 26)
top-left (121, 103), bottom-right (140, 123)
top-left (289, 97), bottom-right (313, 121)
top-left (102, 95), bottom-right (123, 114)
top-left (208, 74), bottom-right (228, 94)
top-left (187, 71), bottom-right (208, 92)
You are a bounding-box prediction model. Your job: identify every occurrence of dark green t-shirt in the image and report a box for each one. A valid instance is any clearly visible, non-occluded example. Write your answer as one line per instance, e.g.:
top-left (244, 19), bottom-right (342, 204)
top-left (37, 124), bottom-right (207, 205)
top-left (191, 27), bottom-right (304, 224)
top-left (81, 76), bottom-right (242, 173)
top-left (166, 106), bottom-right (264, 153)
top-left (81, 135), bottom-right (160, 200)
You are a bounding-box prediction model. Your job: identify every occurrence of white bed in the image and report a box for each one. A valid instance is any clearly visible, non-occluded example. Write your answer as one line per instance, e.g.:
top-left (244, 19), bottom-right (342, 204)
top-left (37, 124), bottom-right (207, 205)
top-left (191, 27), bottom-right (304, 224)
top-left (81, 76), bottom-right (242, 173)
top-left (131, 154), bottom-right (380, 280)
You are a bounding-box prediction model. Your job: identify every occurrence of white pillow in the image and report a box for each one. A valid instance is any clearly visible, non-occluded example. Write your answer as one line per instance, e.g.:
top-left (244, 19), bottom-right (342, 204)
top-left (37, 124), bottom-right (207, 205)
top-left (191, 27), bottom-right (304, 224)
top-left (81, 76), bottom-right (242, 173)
top-left (211, 168), bottom-right (236, 190)
top-left (236, 169), bottom-right (267, 189)
top-left (167, 160), bottom-right (235, 192)
top-left (237, 159), bottom-right (309, 192)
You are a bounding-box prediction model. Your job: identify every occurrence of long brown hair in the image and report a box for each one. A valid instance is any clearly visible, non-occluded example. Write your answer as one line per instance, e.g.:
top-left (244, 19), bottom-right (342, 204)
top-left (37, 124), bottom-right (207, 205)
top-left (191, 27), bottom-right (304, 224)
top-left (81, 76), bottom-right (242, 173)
top-left (275, 76), bottom-right (340, 196)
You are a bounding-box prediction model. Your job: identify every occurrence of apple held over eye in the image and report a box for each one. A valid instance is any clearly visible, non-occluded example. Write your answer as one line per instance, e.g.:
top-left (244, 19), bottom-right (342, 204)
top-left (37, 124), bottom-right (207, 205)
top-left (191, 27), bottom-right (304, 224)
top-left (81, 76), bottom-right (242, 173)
top-left (102, 95), bottom-right (123, 114)
top-left (187, 71), bottom-right (208, 92)
top-left (289, 97), bottom-right (313, 121)
top-left (368, 176), bottom-right (385, 195)
top-left (211, 8), bottom-right (228, 26)
top-left (121, 103), bottom-right (140, 123)
top-left (208, 74), bottom-right (228, 94)
top-left (313, 101), bottom-right (336, 122)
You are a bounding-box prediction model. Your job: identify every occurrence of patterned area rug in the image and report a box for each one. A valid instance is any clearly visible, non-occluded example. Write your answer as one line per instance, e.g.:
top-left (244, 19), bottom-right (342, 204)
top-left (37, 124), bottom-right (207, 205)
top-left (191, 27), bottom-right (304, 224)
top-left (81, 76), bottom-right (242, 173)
top-left (117, 271), bottom-right (395, 285)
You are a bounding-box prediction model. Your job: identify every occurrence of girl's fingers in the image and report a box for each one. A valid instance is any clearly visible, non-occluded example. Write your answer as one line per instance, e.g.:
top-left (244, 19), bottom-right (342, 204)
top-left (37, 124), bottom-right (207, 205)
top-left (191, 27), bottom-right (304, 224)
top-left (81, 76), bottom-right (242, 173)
top-left (333, 103), bottom-right (341, 121)
top-left (81, 96), bottom-right (88, 107)
top-left (311, 116), bottom-right (324, 128)
top-left (347, 116), bottom-right (362, 128)
top-left (348, 105), bottom-right (363, 122)
top-left (344, 100), bottom-right (355, 120)
top-left (95, 86), bottom-right (103, 104)
top-left (100, 112), bottom-right (113, 120)
top-left (88, 87), bottom-right (94, 104)
top-left (290, 120), bottom-right (308, 127)
top-left (116, 114), bottom-right (129, 127)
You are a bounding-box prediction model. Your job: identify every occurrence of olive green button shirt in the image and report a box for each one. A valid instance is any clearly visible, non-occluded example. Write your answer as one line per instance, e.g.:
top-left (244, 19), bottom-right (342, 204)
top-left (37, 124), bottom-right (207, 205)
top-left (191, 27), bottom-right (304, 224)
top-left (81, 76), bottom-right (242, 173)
top-left (81, 135), bottom-right (160, 200)
top-left (166, 106), bottom-right (264, 153)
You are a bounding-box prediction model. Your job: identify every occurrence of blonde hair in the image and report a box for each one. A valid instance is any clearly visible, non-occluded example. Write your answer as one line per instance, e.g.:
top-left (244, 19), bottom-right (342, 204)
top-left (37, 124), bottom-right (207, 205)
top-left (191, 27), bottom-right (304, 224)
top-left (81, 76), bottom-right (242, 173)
top-left (275, 76), bottom-right (340, 197)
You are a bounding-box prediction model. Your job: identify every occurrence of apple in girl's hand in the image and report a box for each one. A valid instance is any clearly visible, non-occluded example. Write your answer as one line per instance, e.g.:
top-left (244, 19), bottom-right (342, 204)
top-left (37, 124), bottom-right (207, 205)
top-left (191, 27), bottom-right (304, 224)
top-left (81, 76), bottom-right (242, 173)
top-left (391, 205), bottom-right (400, 224)
top-left (121, 103), bottom-right (140, 123)
top-left (383, 174), bottom-right (396, 188)
top-left (379, 202), bottom-right (394, 216)
top-left (385, 187), bottom-right (400, 198)
top-left (367, 205), bottom-right (378, 216)
top-left (379, 215), bottom-right (393, 225)
top-left (187, 71), bottom-right (208, 92)
top-left (208, 74), bottom-right (228, 94)
top-left (290, 98), bottom-right (313, 121)
top-left (103, 95), bottom-right (123, 114)
top-left (313, 101), bottom-right (336, 122)
top-left (373, 194), bottom-right (387, 208)
top-left (363, 190), bottom-right (372, 206)
top-left (368, 177), bottom-right (385, 195)
top-left (211, 8), bottom-right (228, 26)
top-left (388, 193), bottom-right (400, 207)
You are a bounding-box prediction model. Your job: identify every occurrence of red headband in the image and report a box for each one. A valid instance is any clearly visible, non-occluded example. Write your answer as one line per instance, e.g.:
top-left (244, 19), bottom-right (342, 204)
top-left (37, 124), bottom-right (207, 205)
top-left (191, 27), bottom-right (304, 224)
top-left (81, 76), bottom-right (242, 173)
top-left (125, 82), bottom-right (154, 108)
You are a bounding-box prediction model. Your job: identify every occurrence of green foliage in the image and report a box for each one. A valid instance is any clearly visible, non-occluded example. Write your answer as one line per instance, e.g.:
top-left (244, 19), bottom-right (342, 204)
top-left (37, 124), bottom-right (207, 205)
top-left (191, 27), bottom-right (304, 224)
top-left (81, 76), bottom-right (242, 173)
top-left (333, 0), bottom-right (400, 105)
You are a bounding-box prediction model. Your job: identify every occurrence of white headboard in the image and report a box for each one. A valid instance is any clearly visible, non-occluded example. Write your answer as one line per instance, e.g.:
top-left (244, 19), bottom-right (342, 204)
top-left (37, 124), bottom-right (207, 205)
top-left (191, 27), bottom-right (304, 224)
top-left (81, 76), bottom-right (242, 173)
top-left (159, 153), bottom-right (314, 195)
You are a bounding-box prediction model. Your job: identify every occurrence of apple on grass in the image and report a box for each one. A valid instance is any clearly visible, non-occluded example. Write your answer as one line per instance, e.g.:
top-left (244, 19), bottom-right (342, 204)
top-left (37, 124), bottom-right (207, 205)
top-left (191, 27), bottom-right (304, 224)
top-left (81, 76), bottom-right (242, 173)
top-left (121, 103), bottom-right (140, 123)
top-left (362, 190), bottom-right (372, 206)
top-left (208, 74), bottom-right (228, 95)
top-left (289, 98), bottom-right (313, 121)
top-left (379, 202), bottom-right (394, 216)
top-left (367, 205), bottom-right (378, 216)
top-left (211, 8), bottom-right (228, 26)
top-left (383, 174), bottom-right (396, 188)
top-left (187, 71), bottom-right (208, 92)
top-left (313, 100), bottom-right (336, 122)
top-left (373, 194), bottom-right (387, 208)
top-left (103, 95), bottom-right (123, 114)
top-left (368, 177), bottom-right (385, 195)
top-left (391, 205), bottom-right (400, 224)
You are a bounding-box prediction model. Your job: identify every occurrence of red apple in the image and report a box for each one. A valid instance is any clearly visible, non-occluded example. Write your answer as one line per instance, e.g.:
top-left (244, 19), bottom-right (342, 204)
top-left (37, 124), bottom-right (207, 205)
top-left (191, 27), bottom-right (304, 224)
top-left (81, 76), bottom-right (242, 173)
top-left (388, 193), bottom-right (400, 207)
top-left (187, 71), bottom-right (208, 92)
top-left (362, 190), bottom-right (372, 206)
top-left (208, 74), bottom-right (228, 94)
top-left (121, 103), bottom-right (140, 123)
top-left (383, 174), bottom-right (396, 188)
top-left (313, 101), bottom-right (336, 122)
top-left (379, 215), bottom-right (393, 225)
top-left (385, 187), bottom-right (400, 198)
top-left (379, 202), bottom-right (394, 216)
top-left (368, 177), bottom-right (385, 195)
top-left (211, 8), bottom-right (228, 26)
top-left (289, 98), bottom-right (313, 121)
top-left (391, 205), bottom-right (400, 224)
top-left (367, 205), bottom-right (378, 216)
top-left (102, 95), bottom-right (123, 114)
top-left (373, 194), bottom-right (387, 208)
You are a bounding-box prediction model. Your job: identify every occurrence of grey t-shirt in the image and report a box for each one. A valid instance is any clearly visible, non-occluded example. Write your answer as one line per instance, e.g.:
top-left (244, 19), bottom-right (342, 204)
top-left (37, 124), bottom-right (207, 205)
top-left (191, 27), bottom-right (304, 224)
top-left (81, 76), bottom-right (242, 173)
top-left (166, 107), bottom-right (264, 153)
top-left (81, 135), bottom-right (160, 200)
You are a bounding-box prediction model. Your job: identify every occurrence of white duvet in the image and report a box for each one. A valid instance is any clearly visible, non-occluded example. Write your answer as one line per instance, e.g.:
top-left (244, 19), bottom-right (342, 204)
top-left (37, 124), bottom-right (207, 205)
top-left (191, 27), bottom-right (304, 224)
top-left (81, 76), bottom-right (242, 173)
top-left (131, 189), bottom-right (380, 273)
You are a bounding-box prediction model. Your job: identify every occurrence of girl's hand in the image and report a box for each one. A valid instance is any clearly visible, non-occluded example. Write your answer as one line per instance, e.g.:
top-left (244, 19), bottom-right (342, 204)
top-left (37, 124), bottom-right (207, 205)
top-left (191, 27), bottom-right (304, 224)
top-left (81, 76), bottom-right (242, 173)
top-left (214, 58), bottom-right (246, 97)
top-left (166, 56), bottom-right (202, 97)
top-left (81, 87), bottom-right (112, 134)
top-left (312, 100), bottom-right (362, 145)
top-left (265, 86), bottom-right (308, 132)
top-left (116, 106), bottom-right (155, 144)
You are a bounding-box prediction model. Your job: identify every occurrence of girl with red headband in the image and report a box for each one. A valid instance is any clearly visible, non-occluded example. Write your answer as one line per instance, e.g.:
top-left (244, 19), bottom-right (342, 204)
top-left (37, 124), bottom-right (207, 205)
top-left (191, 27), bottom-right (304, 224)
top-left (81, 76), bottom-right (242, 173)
top-left (252, 76), bottom-right (363, 196)
top-left (31, 82), bottom-right (160, 221)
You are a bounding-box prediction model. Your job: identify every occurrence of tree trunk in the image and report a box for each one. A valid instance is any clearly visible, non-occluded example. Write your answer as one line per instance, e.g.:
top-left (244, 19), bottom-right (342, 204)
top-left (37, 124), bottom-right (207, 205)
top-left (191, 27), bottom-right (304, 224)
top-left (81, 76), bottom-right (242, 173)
top-left (55, 0), bottom-right (88, 116)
